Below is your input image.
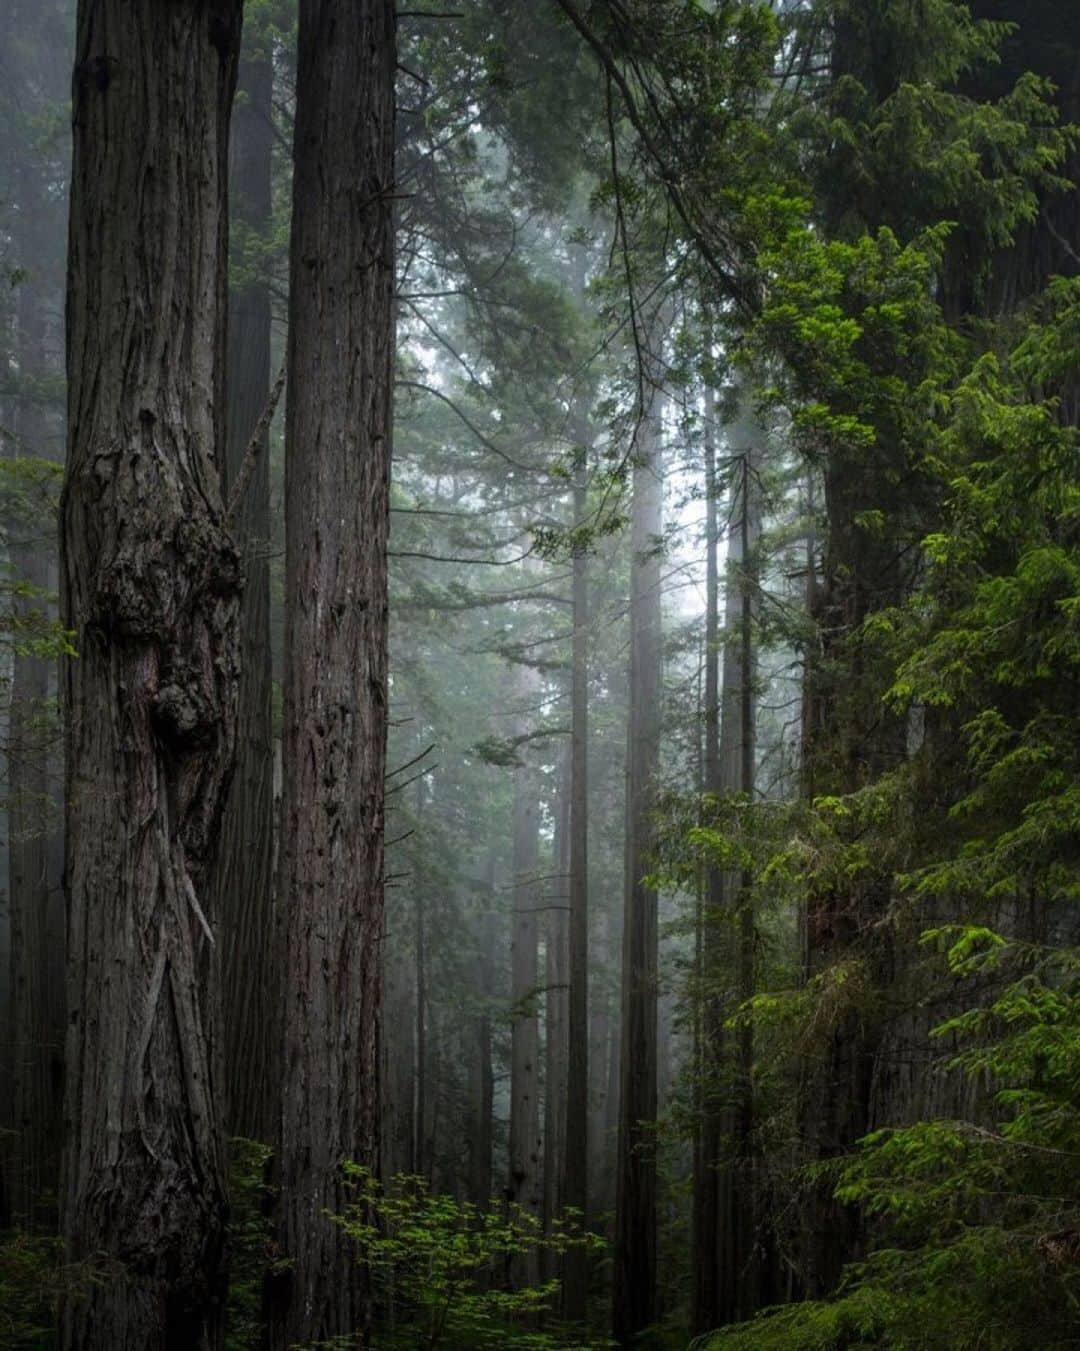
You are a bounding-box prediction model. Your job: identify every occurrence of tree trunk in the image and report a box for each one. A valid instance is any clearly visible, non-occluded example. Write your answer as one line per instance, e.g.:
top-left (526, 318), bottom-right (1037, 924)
top-left (415, 766), bottom-right (429, 1181)
top-left (508, 662), bottom-right (542, 1286)
top-left (382, 925), bottom-right (416, 1180)
top-left (544, 751), bottom-right (569, 1270)
top-left (61, 3), bottom-right (242, 1344)
top-left (469, 898), bottom-right (496, 1208)
top-left (717, 395), bottom-right (760, 1322)
top-left (270, 0), bottom-right (396, 1342)
top-left (562, 458), bottom-right (591, 1320)
top-left (693, 382), bottom-right (725, 1332)
top-left (213, 44), bottom-right (277, 1145)
top-left (613, 374), bottom-right (664, 1344)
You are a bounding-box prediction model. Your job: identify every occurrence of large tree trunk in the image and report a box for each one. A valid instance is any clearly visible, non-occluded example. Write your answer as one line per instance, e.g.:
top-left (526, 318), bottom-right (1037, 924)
top-left (613, 375), bottom-right (664, 1344)
top-left (270, 0), bottom-right (396, 1342)
top-left (213, 44), bottom-right (277, 1145)
top-left (508, 662), bottom-right (542, 1286)
top-left (61, 3), bottom-right (241, 1344)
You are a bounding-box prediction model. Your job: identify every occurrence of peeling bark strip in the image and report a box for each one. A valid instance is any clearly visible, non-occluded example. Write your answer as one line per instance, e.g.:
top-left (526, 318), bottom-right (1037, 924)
top-left (61, 2), bottom-right (241, 1346)
top-left (270, 0), bottom-right (396, 1345)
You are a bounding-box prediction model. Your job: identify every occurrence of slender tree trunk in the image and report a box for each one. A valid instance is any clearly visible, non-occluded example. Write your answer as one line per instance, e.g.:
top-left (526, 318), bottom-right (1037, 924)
top-left (382, 925), bottom-right (416, 1180)
top-left (270, 0), bottom-right (396, 1342)
top-left (614, 374), bottom-right (664, 1344)
top-left (718, 402), bottom-right (760, 1321)
top-left (213, 44), bottom-right (277, 1145)
top-left (694, 383), bottom-right (725, 1332)
top-left (61, 4), bottom-right (242, 1343)
top-left (509, 662), bottom-right (542, 1286)
top-left (600, 856), bottom-right (623, 1220)
top-left (469, 898), bottom-right (496, 1208)
top-left (545, 750), bottom-right (569, 1270)
top-left (415, 769), bottom-right (429, 1181)
top-left (562, 457), bottom-right (591, 1320)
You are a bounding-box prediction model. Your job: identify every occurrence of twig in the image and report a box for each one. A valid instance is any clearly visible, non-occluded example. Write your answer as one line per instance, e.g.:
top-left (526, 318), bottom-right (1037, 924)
top-left (226, 359), bottom-right (287, 523)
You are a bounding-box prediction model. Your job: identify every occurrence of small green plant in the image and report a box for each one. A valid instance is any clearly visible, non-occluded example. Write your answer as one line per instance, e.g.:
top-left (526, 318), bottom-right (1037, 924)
top-left (225, 1137), bottom-right (274, 1351)
top-left (332, 1166), bottom-right (606, 1349)
top-left (0, 1231), bottom-right (117, 1349)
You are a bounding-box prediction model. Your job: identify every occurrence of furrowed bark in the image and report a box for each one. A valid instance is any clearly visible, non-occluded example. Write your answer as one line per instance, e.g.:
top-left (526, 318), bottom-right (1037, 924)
top-left (61, 2), bottom-right (242, 1344)
top-left (269, 0), bottom-right (396, 1342)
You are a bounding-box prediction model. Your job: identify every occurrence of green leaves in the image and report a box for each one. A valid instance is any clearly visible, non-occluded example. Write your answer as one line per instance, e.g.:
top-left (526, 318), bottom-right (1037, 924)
top-left (329, 1167), bottom-right (606, 1349)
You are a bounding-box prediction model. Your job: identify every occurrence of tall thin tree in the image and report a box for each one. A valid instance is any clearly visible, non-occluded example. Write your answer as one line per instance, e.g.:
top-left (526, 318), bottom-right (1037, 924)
top-left (270, 0), bottom-right (396, 1342)
top-left (508, 660), bottom-right (543, 1286)
top-left (562, 404), bottom-right (591, 1320)
top-left (614, 360), bottom-right (665, 1343)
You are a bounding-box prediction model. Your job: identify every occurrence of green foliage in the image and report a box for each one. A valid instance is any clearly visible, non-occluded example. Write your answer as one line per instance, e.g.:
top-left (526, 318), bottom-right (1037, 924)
top-left (225, 1138), bottom-right (274, 1351)
top-left (0, 1233), bottom-right (63, 1349)
top-left (709, 195), bottom-right (1080, 1351)
top-left (0, 1232), bottom-right (119, 1350)
top-left (331, 1167), bottom-right (605, 1349)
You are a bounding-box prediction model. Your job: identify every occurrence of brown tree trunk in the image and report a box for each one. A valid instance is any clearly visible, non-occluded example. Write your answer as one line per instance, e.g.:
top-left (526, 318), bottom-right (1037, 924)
top-left (544, 752), bottom-right (569, 1269)
top-left (413, 756), bottom-right (431, 1182)
top-left (270, 0), bottom-right (396, 1342)
top-left (469, 898), bottom-right (496, 1208)
top-left (382, 927), bottom-right (416, 1180)
top-left (613, 375), bottom-right (664, 1344)
top-left (562, 455), bottom-right (591, 1320)
top-left (61, 3), bottom-right (241, 1344)
top-left (213, 44), bottom-right (278, 1145)
top-left (693, 382), bottom-right (725, 1332)
top-left (716, 396), bottom-right (760, 1322)
top-left (508, 662), bottom-right (542, 1286)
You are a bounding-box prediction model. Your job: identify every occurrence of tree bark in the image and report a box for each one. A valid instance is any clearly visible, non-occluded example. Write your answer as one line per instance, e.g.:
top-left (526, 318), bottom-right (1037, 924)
top-left (693, 382), bottom-right (725, 1333)
top-left (61, 3), bottom-right (242, 1343)
top-left (562, 447), bottom-right (591, 1321)
top-left (270, 0), bottom-right (396, 1342)
top-left (544, 750), bottom-right (569, 1269)
top-left (508, 661), bottom-right (542, 1286)
top-left (717, 393), bottom-right (760, 1322)
top-left (613, 373), bottom-right (664, 1344)
top-left (213, 44), bottom-right (277, 1145)
top-left (469, 895), bottom-right (496, 1209)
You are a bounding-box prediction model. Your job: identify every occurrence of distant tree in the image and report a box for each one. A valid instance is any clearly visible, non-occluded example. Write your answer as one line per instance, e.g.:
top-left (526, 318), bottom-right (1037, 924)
top-left (614, 326), bottom-right (666, 1343)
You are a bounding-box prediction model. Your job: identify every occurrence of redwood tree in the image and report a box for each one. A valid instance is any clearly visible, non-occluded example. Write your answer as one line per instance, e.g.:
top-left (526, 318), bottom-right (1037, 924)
top-left (270, 0), bottom-right (397, 1343)
top-left (61, 1), bottom-right (241, 1344)
top-left (614, 372), bottom-right (665, 1343)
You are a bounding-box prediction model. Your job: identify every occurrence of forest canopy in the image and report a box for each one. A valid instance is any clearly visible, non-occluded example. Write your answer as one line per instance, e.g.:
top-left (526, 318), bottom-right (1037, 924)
top-left (1, 1), bottom-right (1079, 1347)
